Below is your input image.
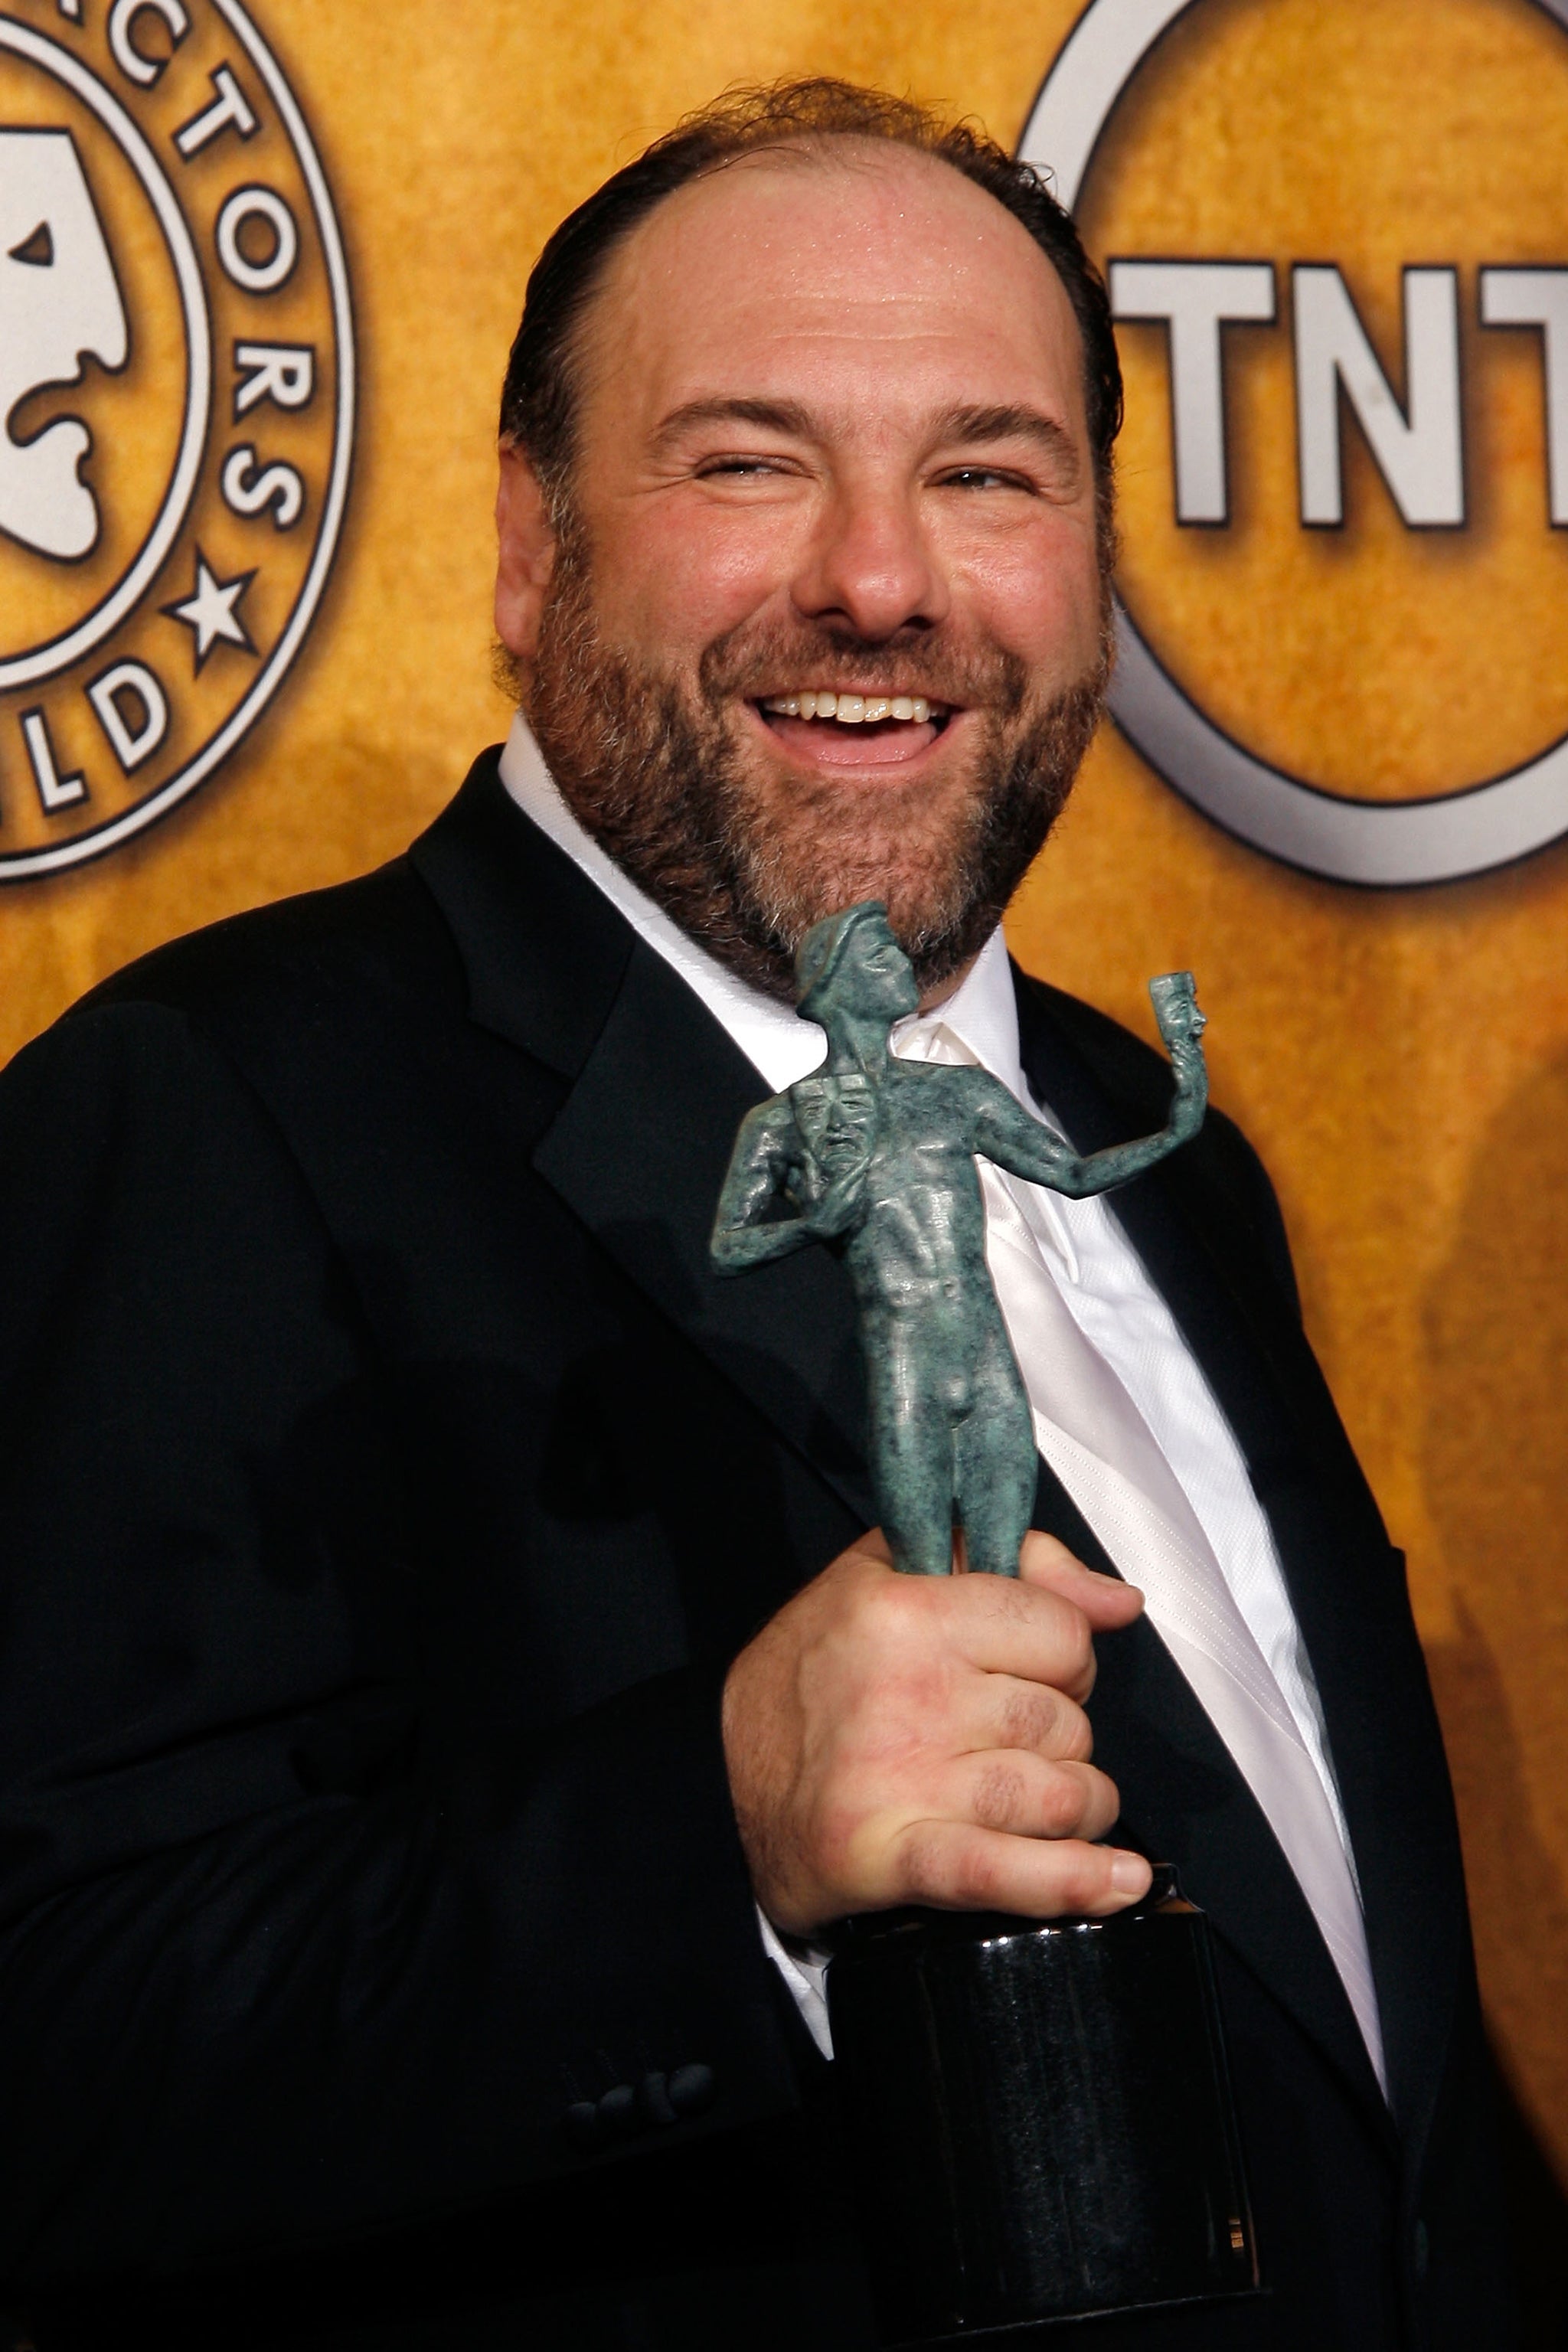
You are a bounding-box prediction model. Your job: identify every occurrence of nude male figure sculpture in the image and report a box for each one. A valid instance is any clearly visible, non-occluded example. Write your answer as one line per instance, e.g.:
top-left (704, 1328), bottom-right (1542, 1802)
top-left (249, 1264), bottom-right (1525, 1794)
top-left (712, 900), bottom-right (1209, 1577)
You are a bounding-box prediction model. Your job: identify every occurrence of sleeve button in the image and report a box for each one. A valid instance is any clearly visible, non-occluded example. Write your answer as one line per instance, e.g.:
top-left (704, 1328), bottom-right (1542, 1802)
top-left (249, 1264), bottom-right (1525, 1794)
top-left (668, 2062), bottom-right (716, 2117)
top-left (597, 2083), bottom-right (638, 2132)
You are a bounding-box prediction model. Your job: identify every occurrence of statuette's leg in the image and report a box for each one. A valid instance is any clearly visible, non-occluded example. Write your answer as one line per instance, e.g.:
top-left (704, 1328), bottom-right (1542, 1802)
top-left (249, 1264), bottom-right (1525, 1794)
top-left (953, 1336), bottom-right (1036, 1576)
top-left (868, 1360), bottom-right (958, 1577)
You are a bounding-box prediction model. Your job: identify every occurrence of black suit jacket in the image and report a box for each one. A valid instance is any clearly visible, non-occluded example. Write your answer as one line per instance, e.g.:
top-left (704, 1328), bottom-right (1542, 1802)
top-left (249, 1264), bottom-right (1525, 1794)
top-left (0, 752), bottom-right (1508, 2351)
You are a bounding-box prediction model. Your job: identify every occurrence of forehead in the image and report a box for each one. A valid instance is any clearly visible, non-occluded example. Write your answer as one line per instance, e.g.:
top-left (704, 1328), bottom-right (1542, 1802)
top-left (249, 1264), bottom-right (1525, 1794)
top-left (580, 142), bottom-right (1087, 439)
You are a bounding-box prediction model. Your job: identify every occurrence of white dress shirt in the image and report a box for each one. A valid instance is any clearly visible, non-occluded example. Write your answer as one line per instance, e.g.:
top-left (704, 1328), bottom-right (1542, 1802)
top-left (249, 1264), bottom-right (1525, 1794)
top-left (498, 716), bottom-right (1382, 2082)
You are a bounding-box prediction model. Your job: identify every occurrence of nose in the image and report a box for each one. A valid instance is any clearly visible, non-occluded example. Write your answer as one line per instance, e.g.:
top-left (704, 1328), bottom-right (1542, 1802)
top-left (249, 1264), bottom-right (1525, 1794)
top-left (791, 477), bottom-right (949, 641)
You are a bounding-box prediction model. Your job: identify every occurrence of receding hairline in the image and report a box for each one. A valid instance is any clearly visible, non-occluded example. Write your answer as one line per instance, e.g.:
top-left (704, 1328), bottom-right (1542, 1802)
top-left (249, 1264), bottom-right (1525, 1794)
top-left (567, 132), bottom-right (1086, 436)
top-left (499, 78), bottom-right (1122, 515)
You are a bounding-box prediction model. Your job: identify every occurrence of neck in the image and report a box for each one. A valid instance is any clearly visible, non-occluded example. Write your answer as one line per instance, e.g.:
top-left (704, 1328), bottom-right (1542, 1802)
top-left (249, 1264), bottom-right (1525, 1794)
top-left (823, 1014), bottom-right (892, 1078)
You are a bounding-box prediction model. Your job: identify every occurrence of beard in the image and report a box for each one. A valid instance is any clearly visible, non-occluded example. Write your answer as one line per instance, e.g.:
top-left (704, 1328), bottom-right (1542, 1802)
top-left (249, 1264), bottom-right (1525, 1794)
top-left (519, 523), bottom-right (1112, 1002)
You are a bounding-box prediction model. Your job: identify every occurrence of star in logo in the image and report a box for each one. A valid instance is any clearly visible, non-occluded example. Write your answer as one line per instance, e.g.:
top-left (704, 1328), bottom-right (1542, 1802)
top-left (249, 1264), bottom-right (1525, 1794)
top-left (162, 550), bottom-right (257, 675)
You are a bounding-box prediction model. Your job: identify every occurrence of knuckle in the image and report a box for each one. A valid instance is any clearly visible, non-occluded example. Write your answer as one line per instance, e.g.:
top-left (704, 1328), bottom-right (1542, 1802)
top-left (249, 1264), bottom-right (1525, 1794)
top-left (1036, 1765), bottom-right (1088, 1837)
top-left (972, 1760), bottom-right (1026, 1831)
top-left (982, 1576), bottom-right (1037, 1630)
top-left (849, 1577), bottom-right (903, 1644)
top-left (855, 1575), bottom-right (933, 1657)
top-left (1053, 1851), bottom-right (1111, 1913)
top-left (948, 1838), bottom-right (1007, 1911)
top-left (1002, 1684), bottom-right (1060, 1751)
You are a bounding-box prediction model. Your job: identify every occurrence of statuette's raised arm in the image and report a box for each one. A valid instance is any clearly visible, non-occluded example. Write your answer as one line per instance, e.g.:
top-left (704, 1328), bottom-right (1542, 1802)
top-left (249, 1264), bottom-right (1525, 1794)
top-left (971, 972), bottom-right (1208, 1200)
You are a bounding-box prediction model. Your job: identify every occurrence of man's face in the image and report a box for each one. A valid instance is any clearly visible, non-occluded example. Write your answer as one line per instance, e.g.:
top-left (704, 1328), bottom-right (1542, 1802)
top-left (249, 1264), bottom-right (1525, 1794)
top-left (496, 141), bottom-right (1109, 1000)
top-left (844, 920), bottom-right (922, 1024)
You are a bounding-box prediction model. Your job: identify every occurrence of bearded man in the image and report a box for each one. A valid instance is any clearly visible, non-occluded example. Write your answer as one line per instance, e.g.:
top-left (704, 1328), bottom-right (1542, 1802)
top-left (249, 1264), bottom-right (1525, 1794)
top-left (0, 80), bottom-right (1507, 2352)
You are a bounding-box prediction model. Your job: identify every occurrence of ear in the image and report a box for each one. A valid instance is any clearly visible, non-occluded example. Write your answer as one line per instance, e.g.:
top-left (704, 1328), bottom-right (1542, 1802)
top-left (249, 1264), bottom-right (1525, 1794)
top-left (495, 443), bottom-right (558, 668)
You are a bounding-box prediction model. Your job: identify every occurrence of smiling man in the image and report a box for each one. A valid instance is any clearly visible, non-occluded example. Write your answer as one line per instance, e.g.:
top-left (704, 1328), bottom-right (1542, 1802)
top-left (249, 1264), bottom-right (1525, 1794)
top-left (0, 80), bottom-right (1506, 2352)
top-left (497, 106), bottom-right (1112, 1008)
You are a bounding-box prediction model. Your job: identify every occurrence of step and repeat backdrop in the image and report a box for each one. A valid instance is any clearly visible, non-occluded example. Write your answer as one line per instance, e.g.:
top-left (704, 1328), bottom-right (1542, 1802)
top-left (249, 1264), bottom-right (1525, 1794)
top-left (2, 0), bottom-right (1566, 2177)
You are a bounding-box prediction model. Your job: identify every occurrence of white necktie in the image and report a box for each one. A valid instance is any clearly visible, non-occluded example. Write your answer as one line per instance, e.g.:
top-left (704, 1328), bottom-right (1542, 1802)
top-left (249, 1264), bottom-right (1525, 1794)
top-left (900, 1024), bottom-right (1387, 2092)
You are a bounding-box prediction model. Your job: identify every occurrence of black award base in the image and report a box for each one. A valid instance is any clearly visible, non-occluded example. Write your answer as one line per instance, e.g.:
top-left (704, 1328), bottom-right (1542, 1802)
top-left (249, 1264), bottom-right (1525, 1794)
top-left (825, 1866), bottom-right (1259, 2342)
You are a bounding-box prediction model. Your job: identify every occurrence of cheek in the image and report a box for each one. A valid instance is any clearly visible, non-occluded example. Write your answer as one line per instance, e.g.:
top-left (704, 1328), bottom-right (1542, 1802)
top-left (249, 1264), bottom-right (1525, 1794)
top-left (956, 518), bottom-right (1104, 676)
top-left (590, 496), bottom-right (803, 655)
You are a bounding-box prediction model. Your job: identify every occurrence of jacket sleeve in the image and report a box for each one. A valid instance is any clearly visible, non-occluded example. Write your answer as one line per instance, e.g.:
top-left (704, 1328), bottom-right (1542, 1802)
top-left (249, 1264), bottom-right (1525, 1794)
top-left (0, 1001), bottom-right (802, 2289)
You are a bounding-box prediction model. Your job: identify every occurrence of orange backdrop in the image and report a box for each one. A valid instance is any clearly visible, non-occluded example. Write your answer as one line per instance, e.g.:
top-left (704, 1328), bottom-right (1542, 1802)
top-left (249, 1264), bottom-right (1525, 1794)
top-left (2, 0), bottom-right (1565, 2190)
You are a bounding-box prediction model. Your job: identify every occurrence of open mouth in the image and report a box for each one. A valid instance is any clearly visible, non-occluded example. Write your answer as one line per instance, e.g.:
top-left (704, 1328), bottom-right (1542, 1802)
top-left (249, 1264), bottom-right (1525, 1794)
top-left (754, 690), bottom-right (955, 771)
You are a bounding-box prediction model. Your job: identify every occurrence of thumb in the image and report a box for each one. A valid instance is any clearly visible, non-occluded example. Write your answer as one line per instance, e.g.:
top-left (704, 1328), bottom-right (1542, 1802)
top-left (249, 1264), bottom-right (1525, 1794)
top-left (1017, 1529), bottom-right (1145, 1631)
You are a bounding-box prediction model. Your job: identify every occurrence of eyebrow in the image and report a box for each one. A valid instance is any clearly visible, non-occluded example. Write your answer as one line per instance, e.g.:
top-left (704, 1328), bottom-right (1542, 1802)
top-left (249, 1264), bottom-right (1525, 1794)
top-left (652, 396), bottom-right (816, 452)
top-left (929, 403), bottom-right (1080, 465)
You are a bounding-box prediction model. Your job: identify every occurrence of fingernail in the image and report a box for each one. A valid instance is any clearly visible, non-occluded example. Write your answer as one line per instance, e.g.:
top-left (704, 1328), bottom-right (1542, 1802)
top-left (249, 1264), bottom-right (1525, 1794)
top-left (1110, 1852), bottom-right (1152, 1894)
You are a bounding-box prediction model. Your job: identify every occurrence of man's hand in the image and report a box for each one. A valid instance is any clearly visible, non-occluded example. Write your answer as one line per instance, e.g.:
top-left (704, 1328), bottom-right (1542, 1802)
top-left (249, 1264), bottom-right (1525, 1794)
top-left (721, 1530), bottom-right (1152, 1936)
top-left (797, 1163), bottom-right (867, 1240)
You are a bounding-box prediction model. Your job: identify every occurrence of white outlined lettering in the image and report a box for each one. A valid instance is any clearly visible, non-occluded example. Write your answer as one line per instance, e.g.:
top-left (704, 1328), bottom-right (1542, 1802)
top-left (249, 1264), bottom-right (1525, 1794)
top-left (20, 708), bottom-right (87, 809)
top-left (108, 0), bottom-right (190, 89)
top-left (221, 443), bottom-right (303, 528)
top-left (215, 185), bottom-right (296, 292)
top-left (175, 63), bottom-right (258, 159)
top-left (1294, 266), bottom-right (1465, 529)
top-left (1109, 260), bottom-right (1276, 524)
top-left (233, 341), bottom-right (315, 419)
top-left (1479, 267), bottom-right (1568, 527)
top-left (87, 660), bottom-right (169, 771)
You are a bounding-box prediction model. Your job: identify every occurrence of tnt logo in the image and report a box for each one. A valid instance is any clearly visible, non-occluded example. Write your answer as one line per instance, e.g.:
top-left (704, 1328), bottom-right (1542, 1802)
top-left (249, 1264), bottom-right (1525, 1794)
top-left (1021, 0), bottom-right (1568, 884)
top-left (0, 1), bottom-right (352, 880)
top-left (1106, 260), bottom-right (1566, 534)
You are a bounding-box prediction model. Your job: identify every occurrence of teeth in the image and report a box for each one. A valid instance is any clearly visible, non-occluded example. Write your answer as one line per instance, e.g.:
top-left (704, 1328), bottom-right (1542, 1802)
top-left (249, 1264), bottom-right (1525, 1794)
top-left (760, 691), bottom-right (939, 724)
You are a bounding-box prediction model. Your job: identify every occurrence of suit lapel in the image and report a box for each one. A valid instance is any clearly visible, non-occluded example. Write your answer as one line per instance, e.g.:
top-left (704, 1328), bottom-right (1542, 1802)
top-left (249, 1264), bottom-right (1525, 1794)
top-left (410, 757), bottom-right (875, 1533)
top-left (1016, 972), bottom-right (1461, 2158)
top-left (529, 935), bottom-right (875, 1530)
top-left (1026, 1421), bottom-right (1390, 2132)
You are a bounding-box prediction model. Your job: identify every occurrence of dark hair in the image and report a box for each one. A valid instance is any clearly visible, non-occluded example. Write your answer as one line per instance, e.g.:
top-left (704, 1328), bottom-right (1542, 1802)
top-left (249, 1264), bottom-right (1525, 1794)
top-left (498, 78), bottom-right (1122, 501)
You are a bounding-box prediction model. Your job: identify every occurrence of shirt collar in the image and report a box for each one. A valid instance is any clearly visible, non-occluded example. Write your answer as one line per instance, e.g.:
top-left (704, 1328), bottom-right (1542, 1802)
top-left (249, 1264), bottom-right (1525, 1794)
top-left (498, 710), bottom-right (1027, 1100)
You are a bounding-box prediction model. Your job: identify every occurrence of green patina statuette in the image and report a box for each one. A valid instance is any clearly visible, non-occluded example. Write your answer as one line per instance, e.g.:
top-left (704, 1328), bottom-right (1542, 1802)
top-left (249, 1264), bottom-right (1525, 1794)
top-left (711, 903), bottom-right (1208, 1578)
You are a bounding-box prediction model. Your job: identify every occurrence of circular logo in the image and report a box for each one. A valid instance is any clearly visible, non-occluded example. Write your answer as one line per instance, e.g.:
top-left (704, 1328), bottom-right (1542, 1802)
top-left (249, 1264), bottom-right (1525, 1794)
top-left (1021, 0), bottom-right (1568, 886)
top-left (0, 0), bottom-right (352, 880)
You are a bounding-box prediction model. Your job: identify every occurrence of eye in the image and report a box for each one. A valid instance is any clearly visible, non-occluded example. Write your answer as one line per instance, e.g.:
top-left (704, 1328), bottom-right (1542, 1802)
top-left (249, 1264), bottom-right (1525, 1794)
top-left (8, 221), bottom-right (54, 268)
top-left (935, 465), bottom-right (1035, 494)
top-left (694, 455), bottom-right (792, 481)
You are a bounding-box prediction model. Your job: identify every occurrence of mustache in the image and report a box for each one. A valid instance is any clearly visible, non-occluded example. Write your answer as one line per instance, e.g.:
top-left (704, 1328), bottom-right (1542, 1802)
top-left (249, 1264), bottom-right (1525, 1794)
top-left (697, 621), bottom-right (1033, 717)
